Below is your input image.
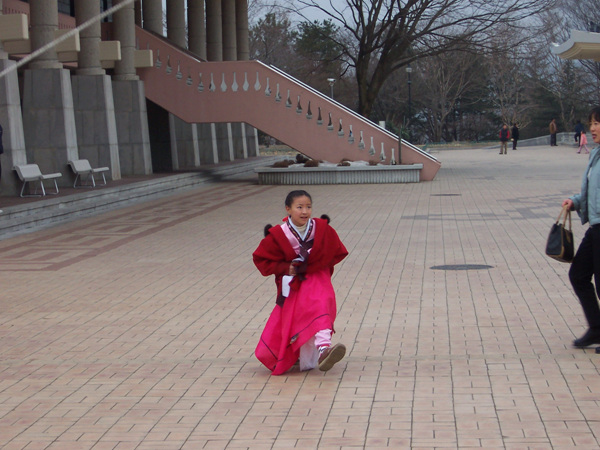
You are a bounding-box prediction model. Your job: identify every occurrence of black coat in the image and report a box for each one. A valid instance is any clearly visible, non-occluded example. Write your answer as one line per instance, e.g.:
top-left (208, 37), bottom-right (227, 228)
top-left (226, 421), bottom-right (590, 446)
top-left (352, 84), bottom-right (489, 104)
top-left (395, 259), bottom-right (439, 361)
top-left (511, 126), bottom-right (519, 140)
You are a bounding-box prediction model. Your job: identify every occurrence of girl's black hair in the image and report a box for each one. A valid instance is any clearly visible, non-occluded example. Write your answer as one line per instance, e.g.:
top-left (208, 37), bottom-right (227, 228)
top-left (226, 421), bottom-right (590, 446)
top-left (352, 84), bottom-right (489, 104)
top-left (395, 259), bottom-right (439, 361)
top-left (285, 190), bottom-right (312, 207)
top-left (589, 106), bottom-right (600, 125)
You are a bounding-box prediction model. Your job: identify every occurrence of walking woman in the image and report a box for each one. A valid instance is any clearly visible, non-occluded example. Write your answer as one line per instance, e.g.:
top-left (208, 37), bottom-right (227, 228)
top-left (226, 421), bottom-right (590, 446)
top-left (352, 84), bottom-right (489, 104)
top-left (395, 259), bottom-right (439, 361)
top-left (563, 106), bottom-right (600, 348)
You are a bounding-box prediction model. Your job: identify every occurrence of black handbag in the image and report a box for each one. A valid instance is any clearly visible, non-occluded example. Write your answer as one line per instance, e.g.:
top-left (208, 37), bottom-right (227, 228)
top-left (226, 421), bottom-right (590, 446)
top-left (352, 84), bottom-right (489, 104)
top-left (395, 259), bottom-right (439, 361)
top-left (545, 206), bottom-right (575, 263)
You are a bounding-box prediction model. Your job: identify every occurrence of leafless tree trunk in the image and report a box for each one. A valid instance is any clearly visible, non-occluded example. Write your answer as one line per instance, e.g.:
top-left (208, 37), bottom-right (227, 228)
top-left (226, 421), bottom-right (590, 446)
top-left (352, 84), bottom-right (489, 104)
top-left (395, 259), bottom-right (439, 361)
top-left (289, 0), bottom-right (557, 118)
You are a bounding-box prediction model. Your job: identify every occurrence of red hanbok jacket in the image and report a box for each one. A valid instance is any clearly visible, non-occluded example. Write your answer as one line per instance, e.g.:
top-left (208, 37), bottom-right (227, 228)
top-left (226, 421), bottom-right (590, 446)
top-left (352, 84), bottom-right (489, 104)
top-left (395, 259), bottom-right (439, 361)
top-left (253, 216), bottom-right (348, 375)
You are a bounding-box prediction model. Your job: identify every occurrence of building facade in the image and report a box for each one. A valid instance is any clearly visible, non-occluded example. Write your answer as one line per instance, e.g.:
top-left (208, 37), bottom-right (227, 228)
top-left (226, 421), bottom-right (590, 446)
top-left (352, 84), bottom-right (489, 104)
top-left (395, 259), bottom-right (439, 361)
top-left (0, 0), bottom-right (256, 195)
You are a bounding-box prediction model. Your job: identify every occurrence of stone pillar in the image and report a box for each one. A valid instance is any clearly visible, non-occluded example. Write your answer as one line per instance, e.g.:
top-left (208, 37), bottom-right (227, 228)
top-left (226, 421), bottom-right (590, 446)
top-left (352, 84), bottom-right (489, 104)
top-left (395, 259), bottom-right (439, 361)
top-left (222, 0), bottom-right (236, 61)
top-left (235, 0), bottom-right (249, 61)
top-left (235, 0), bottom-right (257, 158)
top-left (113, 0), bottom-right (137, 81)
top-left (76, 0), bottom-right (103, 76)
top-left (72, 0), bottom-right (120, 180)
top-left (22, 0), bottom-right (78, 186)
top-left (142, 0), bottom-right (163, 35)
top-left (28, 0), bottom-right (61, 69)
top-left (0, 0), bottom-right (6, 60)
top-left (188, 0), bottom-right (211, 166)
top-left (188, 0), bottom-right (206, 60)
top-left (166, 0), bottom-right (186, 47)
top-left (166, 0), bottom-right (199, 169)
top-left (113, 0), bottom-right (152, 175)
top-left (0, 58), bottom-right (28, 196)
top-left (206, 0), bottom-right (222, 61)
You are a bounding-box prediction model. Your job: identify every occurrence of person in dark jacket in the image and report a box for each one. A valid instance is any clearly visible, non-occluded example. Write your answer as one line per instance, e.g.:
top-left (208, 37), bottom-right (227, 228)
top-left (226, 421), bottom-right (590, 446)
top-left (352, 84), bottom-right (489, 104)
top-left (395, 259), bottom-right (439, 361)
top-left (574, 120), bottom-right (585, 145)
top-left (499, 124), bottom-right (510, 154)
top-left (550, 119), bottom-right (558, 146)
top-left (511, 123), bottom-right (520, 150)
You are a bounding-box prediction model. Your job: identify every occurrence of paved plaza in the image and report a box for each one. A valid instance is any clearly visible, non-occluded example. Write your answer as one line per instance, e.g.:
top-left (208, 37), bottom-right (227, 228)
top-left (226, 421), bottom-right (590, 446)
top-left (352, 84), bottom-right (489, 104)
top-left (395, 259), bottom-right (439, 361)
top-left (2, 145), bottom-right (600, 449)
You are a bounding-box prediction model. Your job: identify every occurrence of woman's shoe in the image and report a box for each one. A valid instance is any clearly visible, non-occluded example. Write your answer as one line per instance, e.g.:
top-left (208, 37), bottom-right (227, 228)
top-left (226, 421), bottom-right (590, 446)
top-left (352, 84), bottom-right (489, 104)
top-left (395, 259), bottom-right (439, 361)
top-left (573, 328), bottom-right (600, 347)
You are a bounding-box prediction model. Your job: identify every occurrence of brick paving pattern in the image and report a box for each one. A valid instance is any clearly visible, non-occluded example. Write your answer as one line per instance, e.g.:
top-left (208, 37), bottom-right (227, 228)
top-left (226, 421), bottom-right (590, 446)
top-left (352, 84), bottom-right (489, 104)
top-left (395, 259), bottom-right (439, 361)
top-left (1, 145), bottom-right (600, 449)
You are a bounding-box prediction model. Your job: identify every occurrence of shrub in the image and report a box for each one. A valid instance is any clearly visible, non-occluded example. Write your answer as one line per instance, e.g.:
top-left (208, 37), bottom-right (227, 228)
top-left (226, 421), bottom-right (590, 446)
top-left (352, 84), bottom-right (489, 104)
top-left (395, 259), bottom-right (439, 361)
top-left (272, 159), bottom-right (294, 168)
top-left (304, 159), bottom-right (320, 167)
top-left (338, 160), bottom-right (351, 167)
top-left (368, 160), bottom-right (379, 166)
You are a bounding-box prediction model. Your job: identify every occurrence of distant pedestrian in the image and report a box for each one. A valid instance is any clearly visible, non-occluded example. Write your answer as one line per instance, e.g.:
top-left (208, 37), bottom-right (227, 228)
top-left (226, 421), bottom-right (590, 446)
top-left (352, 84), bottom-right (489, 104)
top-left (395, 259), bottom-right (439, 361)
top-left (578, 131), bottom-right (590, 154)
top-left (499, 124), bottom-right (510, 154)
top-left (511, 123), bottom-right (520, 150)
top-left (550, 118), bottom-right (558, 146)
top-left (575, 120), bottom-right (585, 145)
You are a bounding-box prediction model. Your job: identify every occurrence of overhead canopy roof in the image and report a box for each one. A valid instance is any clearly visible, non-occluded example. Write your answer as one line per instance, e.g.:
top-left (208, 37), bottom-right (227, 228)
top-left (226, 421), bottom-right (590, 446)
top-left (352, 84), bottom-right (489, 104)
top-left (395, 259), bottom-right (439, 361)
top-left (552, 30), bottom-right (600, 61)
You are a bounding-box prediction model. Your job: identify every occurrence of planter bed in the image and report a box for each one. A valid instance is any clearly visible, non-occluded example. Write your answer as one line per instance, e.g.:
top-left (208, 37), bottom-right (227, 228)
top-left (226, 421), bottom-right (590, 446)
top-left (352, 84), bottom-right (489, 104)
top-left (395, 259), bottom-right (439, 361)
top-left (255, 163), bottom-right (423, 185)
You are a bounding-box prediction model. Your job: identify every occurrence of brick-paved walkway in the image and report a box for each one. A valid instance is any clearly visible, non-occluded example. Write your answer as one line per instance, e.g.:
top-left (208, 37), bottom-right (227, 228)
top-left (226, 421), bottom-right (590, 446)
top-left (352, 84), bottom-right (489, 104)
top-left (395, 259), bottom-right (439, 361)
top-left (1, 145), bottom-right (600, 449)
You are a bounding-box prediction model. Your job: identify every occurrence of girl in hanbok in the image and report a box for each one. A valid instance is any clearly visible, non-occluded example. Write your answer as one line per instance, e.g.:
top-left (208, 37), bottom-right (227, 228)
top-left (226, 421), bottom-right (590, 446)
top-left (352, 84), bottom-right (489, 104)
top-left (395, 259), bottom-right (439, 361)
top-left (253, 190), bottom-right (348, 375)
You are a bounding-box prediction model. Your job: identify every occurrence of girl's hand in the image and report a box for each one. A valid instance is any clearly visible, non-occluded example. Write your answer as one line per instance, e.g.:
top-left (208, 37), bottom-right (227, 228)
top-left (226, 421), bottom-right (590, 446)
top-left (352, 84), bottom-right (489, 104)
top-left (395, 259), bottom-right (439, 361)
top-left (562, 199), bottom-right (574, 210)
top-left (289, 264), bottom-right (296, 276)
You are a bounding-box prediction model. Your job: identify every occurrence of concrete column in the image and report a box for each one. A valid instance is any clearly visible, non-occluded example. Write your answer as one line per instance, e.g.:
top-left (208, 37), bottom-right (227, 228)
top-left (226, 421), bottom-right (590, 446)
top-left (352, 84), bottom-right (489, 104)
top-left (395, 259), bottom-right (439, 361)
top-left (113, 0), bottom-right (137, 81)
top-left (197, 123), bottom-right (217, 164)
top-left (22, 0), bottom-right (78, 187)
top-left (0, 58), bottom-right (28, 196)
top-left (235, 0), bottom-right (249, 61)
top-left (234, 0), bottom-right (254, 161)
top-left (72, 0), bottom-right (120, 181)
top-left (188, 0), bottom-right (206, 60)
top-left (142, 0), bottom-right (163, 35)
top-left (22, 68), bottom-right (79, 185)
top-left (222, 0), bottom-right (236, 61)
top-left (113, 0), bottom-right (152, 175)
top-left (206, 0), bottom-right (222, 61)
top-left (0, 0), bottom-right (7, 60)
top-left (167, 0), bottom-right (199, 169)
top-left (75, 0), bottom-right (104, 76)
top-left (29, 0), bottom-right (61, 69)
top-left (166, 0), bottom-right (186, 48)
top-left (112, 80), bottom-right (152, 175)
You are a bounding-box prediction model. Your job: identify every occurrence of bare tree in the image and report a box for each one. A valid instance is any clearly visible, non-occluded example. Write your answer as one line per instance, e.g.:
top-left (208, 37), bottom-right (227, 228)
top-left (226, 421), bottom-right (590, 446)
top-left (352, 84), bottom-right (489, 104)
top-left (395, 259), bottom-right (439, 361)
top-left (527, 6), bottom-right (597, 133)
top-left (286, 0), bottom-right (557, 118)
top-left (418, 48), bottom-right (484, 142)
top-left (249, 9), bottom-right (298, 72)
top-left (484, 27), bottom-right (536, 129)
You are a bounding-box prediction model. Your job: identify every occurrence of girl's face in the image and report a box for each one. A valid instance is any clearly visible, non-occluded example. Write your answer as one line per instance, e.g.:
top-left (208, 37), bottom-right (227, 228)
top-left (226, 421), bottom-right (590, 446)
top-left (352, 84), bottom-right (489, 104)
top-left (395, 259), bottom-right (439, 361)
top-left (591, 118), bottom-right (600, 145)
top-left (286, 195), bottom-right (312, 227)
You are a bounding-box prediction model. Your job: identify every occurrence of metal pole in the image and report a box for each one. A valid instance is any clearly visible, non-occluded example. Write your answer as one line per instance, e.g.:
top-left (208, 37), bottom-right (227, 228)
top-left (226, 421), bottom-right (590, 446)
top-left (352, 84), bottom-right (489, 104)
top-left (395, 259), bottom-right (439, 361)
top-left (406, 64), bottom-right (412, 141)
top-left (327, 77), bottom-right (335, 100)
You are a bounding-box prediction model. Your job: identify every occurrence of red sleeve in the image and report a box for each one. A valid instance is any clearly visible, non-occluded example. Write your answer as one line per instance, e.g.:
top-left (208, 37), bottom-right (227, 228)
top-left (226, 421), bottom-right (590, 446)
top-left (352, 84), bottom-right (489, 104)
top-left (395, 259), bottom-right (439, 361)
top-left (252, 226), bottom-right (295, 277)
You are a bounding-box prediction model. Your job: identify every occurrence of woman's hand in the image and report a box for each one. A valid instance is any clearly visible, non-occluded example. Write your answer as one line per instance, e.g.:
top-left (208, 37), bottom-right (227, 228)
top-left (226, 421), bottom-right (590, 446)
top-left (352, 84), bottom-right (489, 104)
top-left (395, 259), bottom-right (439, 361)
top-left (562, 199), bottom-right (574, 211)
top-left (288, 264), bottom-right (297, 276)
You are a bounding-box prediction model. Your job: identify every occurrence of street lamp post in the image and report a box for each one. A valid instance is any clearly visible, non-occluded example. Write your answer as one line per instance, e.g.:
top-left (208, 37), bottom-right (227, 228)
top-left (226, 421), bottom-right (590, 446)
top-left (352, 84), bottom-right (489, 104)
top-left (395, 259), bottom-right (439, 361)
top-left (406, 64), bottom-right (412, 122)
top-left (406, 64), bottom-right (413, 141)
top-left (327, 77), bottom-right (336, 100)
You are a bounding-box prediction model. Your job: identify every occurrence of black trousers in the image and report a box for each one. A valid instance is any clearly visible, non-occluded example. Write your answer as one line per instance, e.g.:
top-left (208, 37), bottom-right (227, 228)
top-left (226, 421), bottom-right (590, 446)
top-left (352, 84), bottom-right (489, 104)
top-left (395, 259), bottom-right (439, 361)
top-left (551, 133), bottom-right (557, 146)
top-left (569, 225), bottom-right (600, 328)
